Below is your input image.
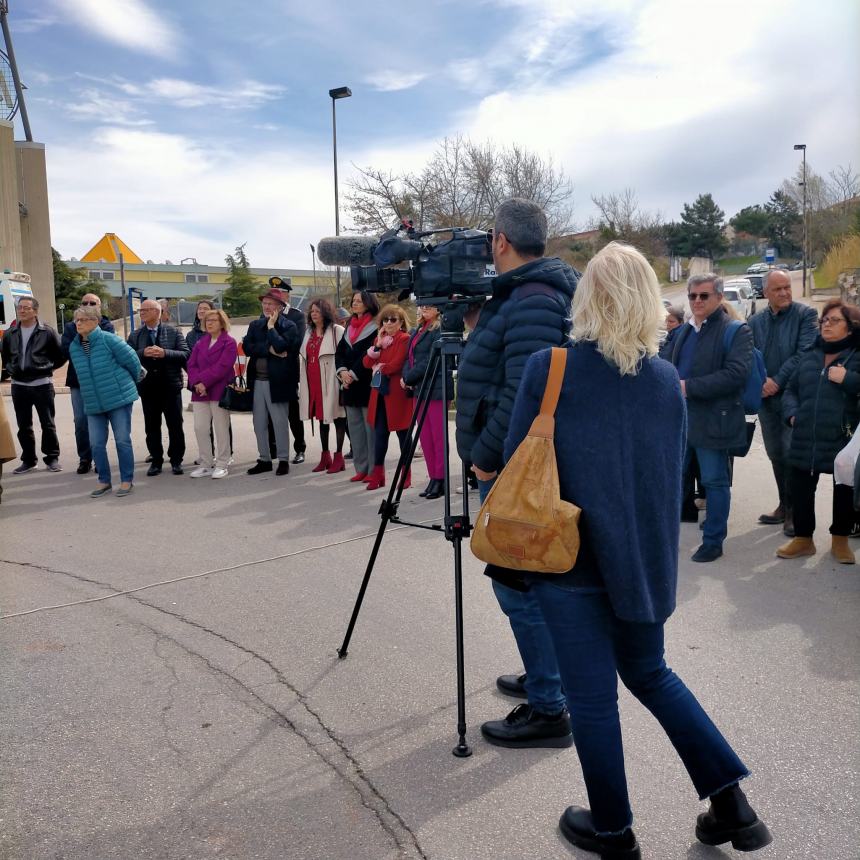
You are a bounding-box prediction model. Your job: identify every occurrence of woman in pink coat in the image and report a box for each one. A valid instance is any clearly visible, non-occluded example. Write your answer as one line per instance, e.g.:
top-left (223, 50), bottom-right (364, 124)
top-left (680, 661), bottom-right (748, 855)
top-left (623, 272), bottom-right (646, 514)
top-left (187, 309), bottom-right (238, 479)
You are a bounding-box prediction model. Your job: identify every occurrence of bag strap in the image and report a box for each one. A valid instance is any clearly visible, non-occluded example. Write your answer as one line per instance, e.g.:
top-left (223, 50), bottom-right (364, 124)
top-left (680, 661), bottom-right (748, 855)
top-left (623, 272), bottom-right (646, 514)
top-left (530, 347), bottom-right (567, 439)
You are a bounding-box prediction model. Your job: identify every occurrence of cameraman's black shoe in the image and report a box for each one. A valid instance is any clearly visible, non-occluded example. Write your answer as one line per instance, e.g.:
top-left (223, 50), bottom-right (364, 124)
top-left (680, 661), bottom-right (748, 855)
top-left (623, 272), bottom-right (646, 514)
top-left (480, 703), bottom-right (572, 749)
top-left (496, 672), bottom-right (528, 699)
top-left (696, 783), bottom-right (772, 852)
top-left (559, 807), bottom-right (641, 859)
top-left (247, 460), bottom-right (273, 475)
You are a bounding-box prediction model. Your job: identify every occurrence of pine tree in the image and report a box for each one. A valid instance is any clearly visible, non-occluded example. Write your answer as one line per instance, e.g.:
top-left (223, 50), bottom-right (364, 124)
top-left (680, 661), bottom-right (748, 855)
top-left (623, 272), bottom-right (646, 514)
top-left (764, 190), bottom-right (802, 256)
top-left (222, 243), bottom-right (262, 316)
top-left (669, 193), bottom-right (728, 258)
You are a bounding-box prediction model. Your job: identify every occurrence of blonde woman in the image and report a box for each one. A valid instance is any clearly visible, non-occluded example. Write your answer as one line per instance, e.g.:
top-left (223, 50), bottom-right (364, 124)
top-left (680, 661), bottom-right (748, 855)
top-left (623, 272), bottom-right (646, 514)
top-left (504, 242), bottom-right (771, 857)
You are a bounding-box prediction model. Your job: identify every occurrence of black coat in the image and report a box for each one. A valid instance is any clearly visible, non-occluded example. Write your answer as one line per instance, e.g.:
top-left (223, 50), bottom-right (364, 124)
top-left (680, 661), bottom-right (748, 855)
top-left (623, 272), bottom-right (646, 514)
top-left (748, 301), bottom-right (818, 389)
top-left (402, 325), bottom-right (452, 401)
top-left (242, 314), bottom-right (301, 403)
top-left (127, 323), bottom-right (190, 391)
top-left (185, 321), bottom-right (205, 353)
top-left (782, 335), bottom-right (860, 474)
top-left (455, 256), bottom-right (579, 472)
top-left (669, 308), bottom-right (753, 450)
top-left (62, 317), bottom-right (114, 387)
top-left (334, 316), bottom-right (377, 408)
top-left (1, 320), bottom-right (65, 382)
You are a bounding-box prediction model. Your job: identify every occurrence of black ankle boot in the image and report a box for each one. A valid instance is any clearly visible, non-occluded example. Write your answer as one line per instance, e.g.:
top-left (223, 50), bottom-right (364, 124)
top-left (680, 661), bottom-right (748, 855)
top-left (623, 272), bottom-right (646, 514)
top-left (419, 480), bottom-right (434, 497)
top-left (696, 783), bottom-right (772, 851)
top-left (424, 479), bottom-right (444, 499)
top-left (559, 807), bottom-right (641, 858)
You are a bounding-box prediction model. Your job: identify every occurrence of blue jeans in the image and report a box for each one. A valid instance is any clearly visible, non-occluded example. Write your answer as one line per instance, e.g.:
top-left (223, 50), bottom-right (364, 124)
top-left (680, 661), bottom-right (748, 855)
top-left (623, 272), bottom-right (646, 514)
top-left (478, 477), bottom-right (566, 714)
top-left (532, 581), bottom-right (749, 834)
top-left (685, 445), bottom-right (730, 547)
top-left (70, 387), bottom-right (92, 463)
top-left (88, 403), bottom-right (135, 485)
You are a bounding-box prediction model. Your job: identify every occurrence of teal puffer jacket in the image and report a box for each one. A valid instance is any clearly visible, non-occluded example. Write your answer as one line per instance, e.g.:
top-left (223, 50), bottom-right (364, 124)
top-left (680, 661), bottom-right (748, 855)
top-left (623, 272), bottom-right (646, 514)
top-left (69, 326), bottom-right (141, 415)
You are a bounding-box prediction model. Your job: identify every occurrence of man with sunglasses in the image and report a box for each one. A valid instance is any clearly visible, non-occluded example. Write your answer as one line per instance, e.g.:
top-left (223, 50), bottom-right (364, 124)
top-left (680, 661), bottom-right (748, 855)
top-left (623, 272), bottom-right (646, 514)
top-left (668, 274), bottom-right (753, 562)
top-left (60, 294), bottom-right (115, 474)
top-left (747, 270), bottom-right (817, 536)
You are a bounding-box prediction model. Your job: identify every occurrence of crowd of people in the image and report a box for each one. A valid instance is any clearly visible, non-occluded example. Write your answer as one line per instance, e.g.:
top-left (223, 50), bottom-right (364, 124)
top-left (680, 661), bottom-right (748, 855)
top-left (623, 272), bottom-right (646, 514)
top-left (4, 194), bottom-right (860, 856)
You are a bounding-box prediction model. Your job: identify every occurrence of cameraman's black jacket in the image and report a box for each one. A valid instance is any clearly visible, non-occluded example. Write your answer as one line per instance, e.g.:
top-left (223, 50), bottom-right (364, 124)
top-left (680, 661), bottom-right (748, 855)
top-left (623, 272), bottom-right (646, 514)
top-left (455, 257), bottom-right (577, 472)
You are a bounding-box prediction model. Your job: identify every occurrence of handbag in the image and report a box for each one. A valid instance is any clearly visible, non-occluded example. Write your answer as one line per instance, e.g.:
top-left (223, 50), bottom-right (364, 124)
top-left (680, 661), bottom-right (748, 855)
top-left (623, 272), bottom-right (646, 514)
top-left (470, 348), bottom-right (582, 574)
top-left (218, 375), bottom-right (254, 412)
top-left (728, 419), bottom-right (757, 458)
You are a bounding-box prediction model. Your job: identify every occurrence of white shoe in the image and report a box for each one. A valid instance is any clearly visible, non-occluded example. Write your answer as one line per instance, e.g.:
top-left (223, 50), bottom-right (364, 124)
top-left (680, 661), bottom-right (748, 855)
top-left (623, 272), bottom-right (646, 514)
top-left (211, 468), bottom-right (228, 479)
top-left (190, 467), bottom-right (213, 478)
top-left (227, 456), bottom-right (234, 465)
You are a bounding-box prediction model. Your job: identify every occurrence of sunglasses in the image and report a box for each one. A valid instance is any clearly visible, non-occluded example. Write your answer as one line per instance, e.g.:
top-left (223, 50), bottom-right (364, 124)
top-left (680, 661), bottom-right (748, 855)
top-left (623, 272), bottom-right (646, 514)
top-left (382, 316), bottom-right (400, 323)
top-left (687, 292), bottom-right (716, 301)
top-left (80, 301), bottom-right (99, 306)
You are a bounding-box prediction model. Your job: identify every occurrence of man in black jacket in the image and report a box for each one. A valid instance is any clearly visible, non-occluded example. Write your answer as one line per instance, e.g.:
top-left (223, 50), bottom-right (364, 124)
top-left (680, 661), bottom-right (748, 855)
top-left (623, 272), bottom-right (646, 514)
top-left (747, 270), bottom-right (817, 534)
top-left (267, 277), bottom-right (307, 463)
top-left (670, 274), bottom-right (754, 563)
top-left (456, 198), bottom-right (579, 749)
top-left (128, 299), bottom-right (190, 475)
top-left (61, 294), bottom-right (115, 474)
top-left (0, 296), bottom-right (65, 473)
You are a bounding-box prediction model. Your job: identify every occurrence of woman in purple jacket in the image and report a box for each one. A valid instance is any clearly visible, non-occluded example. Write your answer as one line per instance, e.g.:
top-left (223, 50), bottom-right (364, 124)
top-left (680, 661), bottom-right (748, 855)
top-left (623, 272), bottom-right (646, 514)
top-left (187, 309), bottom-right (238, 479)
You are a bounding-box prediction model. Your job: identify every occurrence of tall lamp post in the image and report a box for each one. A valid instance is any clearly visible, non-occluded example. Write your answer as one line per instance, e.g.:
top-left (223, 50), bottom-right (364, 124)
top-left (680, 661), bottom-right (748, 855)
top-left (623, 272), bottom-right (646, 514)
top-left (793, 143), bottom-right (808, 298)
top-left (310, 243), bottom-right (318, 289)
top-left (329, 86), bottom-right (352, 308)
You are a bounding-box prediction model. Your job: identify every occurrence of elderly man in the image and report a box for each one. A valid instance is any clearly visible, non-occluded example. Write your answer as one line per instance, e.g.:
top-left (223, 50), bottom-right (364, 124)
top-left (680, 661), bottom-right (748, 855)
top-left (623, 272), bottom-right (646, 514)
top-left (61, 294), bottom-right (115, 474)
top-left (0, 296), bottom-right (65, 473)
top-left (669, 274), bottom-right (753, 562)
top-left (127, 299), bottom-right (190, 475)
top-left (748, 270), bottom-right (818, 535)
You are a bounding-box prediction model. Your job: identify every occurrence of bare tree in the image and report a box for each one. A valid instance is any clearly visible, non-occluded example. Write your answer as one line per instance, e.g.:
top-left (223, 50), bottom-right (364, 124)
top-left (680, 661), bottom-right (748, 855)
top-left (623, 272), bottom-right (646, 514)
top-left (829, 164), bottom-right (860, 211)
top-left (345, 135), bottom-right (574, 237)
top-left (588, 188), bottom-right (666, 258)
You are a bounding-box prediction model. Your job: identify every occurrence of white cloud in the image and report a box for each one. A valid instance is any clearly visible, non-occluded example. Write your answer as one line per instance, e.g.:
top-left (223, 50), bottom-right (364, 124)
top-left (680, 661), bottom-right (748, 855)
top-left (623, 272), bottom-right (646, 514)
top-left (52, 0), bottom-right (180, 58)
top-left (364, 71), bottom-right (428, 93)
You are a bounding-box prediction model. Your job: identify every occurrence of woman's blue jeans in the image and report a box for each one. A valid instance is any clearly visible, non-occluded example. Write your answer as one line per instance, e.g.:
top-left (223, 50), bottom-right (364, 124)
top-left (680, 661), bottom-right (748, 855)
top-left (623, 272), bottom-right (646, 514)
top-left (87, 403), bottom-right (135, 485)
top-left (477, 477), bottom-right (566, 714)
top-left (531, 580), bottom-right (749, 834)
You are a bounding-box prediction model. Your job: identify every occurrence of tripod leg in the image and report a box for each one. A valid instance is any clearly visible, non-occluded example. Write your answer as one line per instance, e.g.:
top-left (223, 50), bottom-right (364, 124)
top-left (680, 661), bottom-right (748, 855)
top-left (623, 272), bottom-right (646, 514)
top-left (451, 533), bottom-right (472, 757)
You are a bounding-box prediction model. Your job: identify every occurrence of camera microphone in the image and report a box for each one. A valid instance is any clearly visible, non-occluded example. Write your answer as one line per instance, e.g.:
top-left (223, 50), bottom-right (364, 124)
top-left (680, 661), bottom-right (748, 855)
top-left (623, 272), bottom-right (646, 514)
top-left (317, 235), bottom-right (379, 267)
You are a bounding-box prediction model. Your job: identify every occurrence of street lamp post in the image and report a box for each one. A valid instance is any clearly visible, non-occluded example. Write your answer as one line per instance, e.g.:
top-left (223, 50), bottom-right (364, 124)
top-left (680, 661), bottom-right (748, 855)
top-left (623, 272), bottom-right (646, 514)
top-left (310, 243), bottom-right (318, 290)
top-left (329, 86), bottom-right (352, 308)
top-left (793, 143), bottom-right (808, 298)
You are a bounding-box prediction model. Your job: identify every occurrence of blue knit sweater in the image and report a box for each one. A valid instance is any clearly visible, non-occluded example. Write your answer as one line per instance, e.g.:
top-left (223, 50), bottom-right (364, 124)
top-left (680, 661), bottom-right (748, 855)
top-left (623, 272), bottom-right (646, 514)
top-left (505, 341), bottom-right (685, 623)
top-left (69, 326), bottom-right (141, 415)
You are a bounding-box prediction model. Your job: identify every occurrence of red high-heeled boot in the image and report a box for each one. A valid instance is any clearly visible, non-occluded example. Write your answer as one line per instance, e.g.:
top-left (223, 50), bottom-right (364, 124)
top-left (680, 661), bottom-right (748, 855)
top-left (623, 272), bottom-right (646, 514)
top-left (349, 471), bottom-right (367, 482)
top-left (327, 452), bottom-right (346, 474)
top-left (402, 468), bottom-right (411, 489)
top-left (312, 451), bottom-right (333, 473)
top-left (365, 465), bottom-right (386, 490)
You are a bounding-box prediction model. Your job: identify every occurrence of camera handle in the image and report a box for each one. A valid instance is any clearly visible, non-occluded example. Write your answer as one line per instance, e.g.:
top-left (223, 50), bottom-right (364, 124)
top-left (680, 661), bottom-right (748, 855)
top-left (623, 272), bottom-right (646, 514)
top-left (337, 333), bottom-right (474, 758)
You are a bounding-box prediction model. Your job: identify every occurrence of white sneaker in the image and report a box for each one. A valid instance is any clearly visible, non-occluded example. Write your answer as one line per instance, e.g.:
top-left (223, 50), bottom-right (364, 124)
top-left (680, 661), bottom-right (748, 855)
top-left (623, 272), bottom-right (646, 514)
top-left (190, 466), bottom-right (213, 478)
top-left (211, 468), bottom-right (228, 479)
top-left (227, 456), bottom-right (234, 465)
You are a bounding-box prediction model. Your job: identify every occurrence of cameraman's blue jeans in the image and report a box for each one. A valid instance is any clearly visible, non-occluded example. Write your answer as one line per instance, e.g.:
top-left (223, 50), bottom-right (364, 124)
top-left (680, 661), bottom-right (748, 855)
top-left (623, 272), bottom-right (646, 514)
top-left (684, 445), bottom-right (730, 547)
top-left (532, 580), bottom-right (749, 834)
top-left (478, 477), bottom-right (566, 715)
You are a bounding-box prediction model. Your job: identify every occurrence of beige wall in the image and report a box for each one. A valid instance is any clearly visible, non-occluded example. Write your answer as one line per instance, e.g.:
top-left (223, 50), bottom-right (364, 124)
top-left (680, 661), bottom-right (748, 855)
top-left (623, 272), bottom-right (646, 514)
top-left (16, 142), bottom-right (55, 327)
top-left (0, 120), bottom-right (23, 273)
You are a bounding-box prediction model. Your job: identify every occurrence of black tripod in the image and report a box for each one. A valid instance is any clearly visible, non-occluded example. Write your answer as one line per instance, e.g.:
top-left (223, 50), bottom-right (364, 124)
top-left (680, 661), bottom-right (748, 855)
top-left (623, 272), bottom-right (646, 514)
top-left (337, 328), bottom-right (474, 757)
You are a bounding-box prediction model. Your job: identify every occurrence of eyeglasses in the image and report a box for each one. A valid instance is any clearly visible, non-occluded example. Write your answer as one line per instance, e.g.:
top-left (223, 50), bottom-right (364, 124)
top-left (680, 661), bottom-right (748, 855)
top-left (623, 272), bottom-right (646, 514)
top-left (687, 292), bottom-right (716, 302)
top-left (382, 316), bottom-right (400, 323)
top-left (80, 301), bottom-right (99, 306)
top-left (820, 316), bottom-right (846, 326)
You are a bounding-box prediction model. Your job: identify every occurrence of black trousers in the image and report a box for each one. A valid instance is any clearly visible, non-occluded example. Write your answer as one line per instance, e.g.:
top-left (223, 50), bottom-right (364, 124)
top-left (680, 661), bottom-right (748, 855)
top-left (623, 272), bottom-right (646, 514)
top-left (373, 398), bottom-right (407, 467)
top-left (790, 467), bottom-right (854, 537)
top-left (320, 417), bottom-right (347, 453)
top-left (11, 383), bottom-right (59, 465)
top-left (141, 385), bottom-right (185, 466)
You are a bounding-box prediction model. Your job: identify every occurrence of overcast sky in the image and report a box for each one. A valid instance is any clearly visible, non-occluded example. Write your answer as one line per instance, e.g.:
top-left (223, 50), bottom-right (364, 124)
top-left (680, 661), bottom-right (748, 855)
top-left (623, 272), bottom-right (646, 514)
top-left (9, 0), bottom-right (860, 268)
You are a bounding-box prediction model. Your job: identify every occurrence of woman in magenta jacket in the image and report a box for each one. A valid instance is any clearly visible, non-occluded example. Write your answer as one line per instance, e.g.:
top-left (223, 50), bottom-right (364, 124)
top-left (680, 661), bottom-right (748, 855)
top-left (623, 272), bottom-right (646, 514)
top-left (187, 309), bottom-right (238, 479)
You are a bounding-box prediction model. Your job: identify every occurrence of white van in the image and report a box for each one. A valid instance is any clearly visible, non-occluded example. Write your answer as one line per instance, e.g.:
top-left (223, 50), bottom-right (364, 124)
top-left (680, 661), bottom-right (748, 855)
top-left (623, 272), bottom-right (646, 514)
top-left (0, 271), bottom-right (34, 334)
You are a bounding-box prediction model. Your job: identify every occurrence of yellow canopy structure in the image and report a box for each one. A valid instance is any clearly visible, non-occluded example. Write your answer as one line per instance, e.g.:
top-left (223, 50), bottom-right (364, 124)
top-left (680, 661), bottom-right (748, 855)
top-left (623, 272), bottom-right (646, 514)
top-left (80, 233), bottom-right (144, 264)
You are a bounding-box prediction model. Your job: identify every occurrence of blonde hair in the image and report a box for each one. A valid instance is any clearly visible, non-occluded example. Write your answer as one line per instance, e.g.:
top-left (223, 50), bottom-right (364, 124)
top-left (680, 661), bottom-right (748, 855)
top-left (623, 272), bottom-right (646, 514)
top-left (205, 308), bottom-right (231, 332)
top-left (571, 241), bottom-right (664, 376)
top-left (378, 303), bottom-right (410, 332)
top-left (721, 300), bottom-right (742, 321)
top-left (418, 305), bottom-right (441, 331)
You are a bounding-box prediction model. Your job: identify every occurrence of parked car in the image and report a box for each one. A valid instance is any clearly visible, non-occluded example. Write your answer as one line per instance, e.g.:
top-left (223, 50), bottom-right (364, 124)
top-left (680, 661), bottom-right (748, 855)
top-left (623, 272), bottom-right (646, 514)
top-left (746, 262), bottom-right (770, 274)
top-left (772, 263), bottom-right (790, 270)
top-left (722, 279), bottom-right (756, 319)
top-left (745, 273), bottom-right (766, 298)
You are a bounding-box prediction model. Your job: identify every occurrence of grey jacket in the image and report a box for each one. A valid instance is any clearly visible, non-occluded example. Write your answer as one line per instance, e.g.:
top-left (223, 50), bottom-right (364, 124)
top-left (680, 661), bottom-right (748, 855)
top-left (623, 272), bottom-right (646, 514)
top-left (748, 301), bottom-right (818, 390)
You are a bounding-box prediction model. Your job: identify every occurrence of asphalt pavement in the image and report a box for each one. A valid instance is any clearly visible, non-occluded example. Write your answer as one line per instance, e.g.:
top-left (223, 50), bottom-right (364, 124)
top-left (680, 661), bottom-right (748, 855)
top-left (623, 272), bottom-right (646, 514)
top-left (0, 384), bottom-right (858, 859)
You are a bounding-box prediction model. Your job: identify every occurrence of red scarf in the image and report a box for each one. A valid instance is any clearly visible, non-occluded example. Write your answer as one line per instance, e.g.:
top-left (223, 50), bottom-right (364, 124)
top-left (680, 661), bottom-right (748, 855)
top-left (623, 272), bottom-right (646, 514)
top-left (348, 312), bottom-right (372, 342)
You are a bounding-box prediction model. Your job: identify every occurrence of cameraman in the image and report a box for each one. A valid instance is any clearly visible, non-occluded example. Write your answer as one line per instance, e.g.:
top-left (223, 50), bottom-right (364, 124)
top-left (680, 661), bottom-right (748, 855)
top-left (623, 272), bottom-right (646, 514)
top-left (456, 197), bottom-right (578, 748)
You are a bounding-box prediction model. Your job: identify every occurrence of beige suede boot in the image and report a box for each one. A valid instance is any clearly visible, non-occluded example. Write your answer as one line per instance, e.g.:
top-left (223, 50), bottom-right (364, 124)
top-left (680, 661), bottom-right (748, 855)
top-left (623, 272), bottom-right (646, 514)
top-left (776, 537), bottom-right (816, 559)
top-left (830, 535), bottom-right (856, 564)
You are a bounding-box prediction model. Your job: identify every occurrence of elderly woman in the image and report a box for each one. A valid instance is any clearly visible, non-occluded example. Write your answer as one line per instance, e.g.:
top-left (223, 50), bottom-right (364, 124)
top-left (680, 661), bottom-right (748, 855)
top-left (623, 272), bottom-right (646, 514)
top-left (777, 300), bottom-right (860, 563)
top-left (504, 242), bottom-right (771, 856)
top-left (299, 299), bottom-right (347, 473)
top-left (401, 304), bottom-right (451, 499)
top-left (68, 305), bottom-right (142, 497)
top-left (363, 303), bottom-right (412, 490)
top-left (658, 305), bottom-right (685, 360)
top-left (336, 290), bottom-right (379, 481)
top-left (187, 309), bottom-right (238, 479)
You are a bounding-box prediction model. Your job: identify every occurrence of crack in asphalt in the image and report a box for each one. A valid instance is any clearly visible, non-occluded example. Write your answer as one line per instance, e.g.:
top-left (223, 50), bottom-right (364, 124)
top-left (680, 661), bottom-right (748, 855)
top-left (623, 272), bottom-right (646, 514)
top-left (1, 557), bottom-right (429, 860)
top-left (153, 635), bottom-right (190, 763)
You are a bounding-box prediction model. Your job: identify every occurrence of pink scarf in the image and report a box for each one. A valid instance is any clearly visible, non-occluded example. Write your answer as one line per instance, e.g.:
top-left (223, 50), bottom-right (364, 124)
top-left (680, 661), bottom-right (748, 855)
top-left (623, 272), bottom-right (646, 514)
top-left (348, 312), bottom-right (372, 342)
